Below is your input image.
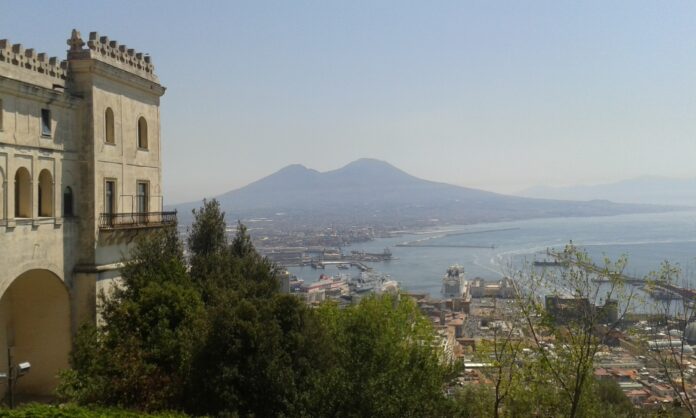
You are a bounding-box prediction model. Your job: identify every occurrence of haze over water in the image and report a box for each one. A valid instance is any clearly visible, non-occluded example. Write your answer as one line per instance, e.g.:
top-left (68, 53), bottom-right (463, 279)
top-left (288, 210), bottom-right (696, 297)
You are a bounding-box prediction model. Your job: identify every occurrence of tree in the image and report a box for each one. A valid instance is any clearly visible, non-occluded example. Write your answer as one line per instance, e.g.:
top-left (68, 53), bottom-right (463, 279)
top-left (473, 307), bottom-right (524, 418)
top-left (515, 244), bottom-right (636, 418)
top-left (187, 199), bottom-right (231, 302)
top-left (186, 292), bottom-right (331, 417)
top-left (58, 227), bottom-right (206, 411)
top-left (184, 202), bottom-right (328, 417)
top-left (228, 220), bottom-right (280, 299)
top-left (310, 294), bottom-right (455, 417)
top-left (57, 200), bottom-right (470, 416)
top-left (644, 261), bottom-right (696, 417)
top-left (452, 384), bottom-right (496, 417)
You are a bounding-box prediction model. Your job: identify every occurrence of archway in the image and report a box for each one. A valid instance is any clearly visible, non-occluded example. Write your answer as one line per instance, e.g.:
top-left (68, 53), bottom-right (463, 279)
top-left (0, 269), bottom-right (71, 397)
top-left (14, 168), bottom-right (31, 218)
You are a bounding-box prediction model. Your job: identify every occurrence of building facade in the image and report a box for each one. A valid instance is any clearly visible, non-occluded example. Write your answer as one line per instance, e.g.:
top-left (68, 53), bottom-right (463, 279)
top-left (0, 30), bottom-right (175, 396)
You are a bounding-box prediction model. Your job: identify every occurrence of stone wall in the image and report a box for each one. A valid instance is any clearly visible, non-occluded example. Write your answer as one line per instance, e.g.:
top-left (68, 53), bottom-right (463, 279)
top-left (0, 28), bottom-right (169, 397)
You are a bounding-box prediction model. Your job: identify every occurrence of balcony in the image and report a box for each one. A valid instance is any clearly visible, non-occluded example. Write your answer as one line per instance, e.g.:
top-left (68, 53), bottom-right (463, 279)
top-left (99, 211), bottom-right (177, 230)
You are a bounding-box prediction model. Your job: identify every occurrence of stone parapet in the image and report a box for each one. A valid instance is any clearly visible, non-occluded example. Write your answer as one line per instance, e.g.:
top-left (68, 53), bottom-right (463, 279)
top-left (67, 29), bottom-right (158, 83)
top-left (0, 39), bottom-right (68, 88)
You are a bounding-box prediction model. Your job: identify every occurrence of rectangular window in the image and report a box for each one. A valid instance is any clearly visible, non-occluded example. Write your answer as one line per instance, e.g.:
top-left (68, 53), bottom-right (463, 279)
top-left (41, 108), bottom-right (51, 137)
top-left (63, 187), bottom-right (74, 217)
top-left (0, 98), bottom-right (3, 131)
top-left (137, 182), bottom-right (149, 213)
top-left (105, 180), bottom-right (115, 215)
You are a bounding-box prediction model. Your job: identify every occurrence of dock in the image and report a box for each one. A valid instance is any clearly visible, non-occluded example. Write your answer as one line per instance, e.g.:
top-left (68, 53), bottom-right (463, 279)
top-left (546, 250), bottom-right (696, 301)
top-left (310, 260), bottom-right (372, 272)
top-left (395, 243), bottom-right (495, 249)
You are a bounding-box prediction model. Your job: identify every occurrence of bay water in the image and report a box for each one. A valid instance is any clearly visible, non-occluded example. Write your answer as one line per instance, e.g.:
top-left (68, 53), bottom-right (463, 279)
top-left (287, 210), bottom-right (696, 298)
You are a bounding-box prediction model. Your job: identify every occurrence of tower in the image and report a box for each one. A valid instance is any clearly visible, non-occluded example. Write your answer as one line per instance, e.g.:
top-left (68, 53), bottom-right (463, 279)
top-left (0, 29), bottom-right (175, 397)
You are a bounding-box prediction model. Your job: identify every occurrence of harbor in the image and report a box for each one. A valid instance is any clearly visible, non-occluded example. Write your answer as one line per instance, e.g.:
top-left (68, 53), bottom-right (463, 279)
top-left (261, 246), bottom-right (393, 268)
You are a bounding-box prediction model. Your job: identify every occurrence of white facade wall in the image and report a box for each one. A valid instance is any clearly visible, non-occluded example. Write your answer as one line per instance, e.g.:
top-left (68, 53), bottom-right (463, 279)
top-left (0, 30), bottom-right (170, 396)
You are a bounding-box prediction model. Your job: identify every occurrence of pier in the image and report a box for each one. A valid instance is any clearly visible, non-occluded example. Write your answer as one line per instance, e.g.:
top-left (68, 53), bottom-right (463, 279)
top-left (393, 227), bottom-right (517, 249)
top-left (546, 250), bottom-right (696, 301)
top-left (395, 243), bottom-right (495, 249)
top-left (310, 260), bottom-right (372, 272)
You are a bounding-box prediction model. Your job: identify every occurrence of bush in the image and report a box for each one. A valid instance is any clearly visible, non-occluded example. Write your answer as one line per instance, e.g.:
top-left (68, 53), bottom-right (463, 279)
top-left (0, 403), bottom-right (187, 417)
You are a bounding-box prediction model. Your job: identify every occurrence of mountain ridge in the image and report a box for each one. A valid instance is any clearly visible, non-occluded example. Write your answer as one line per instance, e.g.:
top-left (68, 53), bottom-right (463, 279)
top-left (173, 159), bottom-right (680, 228)
top-left (520, 176), bottom-right (696, 206)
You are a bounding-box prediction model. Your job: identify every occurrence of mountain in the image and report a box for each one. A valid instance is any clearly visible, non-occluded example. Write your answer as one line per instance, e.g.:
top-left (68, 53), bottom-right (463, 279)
top-left (520, 176), bottom-right (696, 206)
top-left (174, 159), bottom-right (680, 228)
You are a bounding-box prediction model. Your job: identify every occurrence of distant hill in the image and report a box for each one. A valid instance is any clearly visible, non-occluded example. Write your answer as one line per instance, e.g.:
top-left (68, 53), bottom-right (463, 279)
top-left (174, 159), bottom-right (680, 228)
top-left (520, 176), bottom-right (696, 206)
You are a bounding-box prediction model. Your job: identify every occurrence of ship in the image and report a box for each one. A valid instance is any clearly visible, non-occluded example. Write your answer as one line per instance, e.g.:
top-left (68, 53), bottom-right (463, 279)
top-left (351, 271), bottom-right (399, 294)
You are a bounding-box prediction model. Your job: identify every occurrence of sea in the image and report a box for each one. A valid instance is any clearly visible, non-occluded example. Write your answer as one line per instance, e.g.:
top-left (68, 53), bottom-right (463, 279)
top-left (287, 210), bottom-right (696, 298)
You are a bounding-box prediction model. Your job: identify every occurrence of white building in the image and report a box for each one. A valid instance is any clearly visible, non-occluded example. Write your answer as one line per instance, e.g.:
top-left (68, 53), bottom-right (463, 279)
top-left (0, 29), bottom-right (174, 396)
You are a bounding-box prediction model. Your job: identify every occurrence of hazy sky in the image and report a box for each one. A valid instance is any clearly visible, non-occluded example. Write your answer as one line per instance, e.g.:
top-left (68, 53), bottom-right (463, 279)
top-left (2, 1), bottom-right (696, 203)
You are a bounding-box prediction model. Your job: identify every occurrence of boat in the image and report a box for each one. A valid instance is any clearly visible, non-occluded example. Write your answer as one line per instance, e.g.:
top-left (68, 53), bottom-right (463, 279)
top-left (337, 263), bottom-right (350, 270)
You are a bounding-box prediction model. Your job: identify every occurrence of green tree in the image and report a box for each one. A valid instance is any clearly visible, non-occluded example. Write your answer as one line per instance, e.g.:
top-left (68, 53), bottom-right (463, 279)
top-left (592, 378), bottom-right (635, 417)
top-left (228, 220), bottom-right (280, 299)
top-left (58, 200), bottom-right (464, 417)
top-left (58, 227), bottom-right (206, 411)
top-left (187, 292), bottom-right (331, 417)
top-left (310, 294), bottom-right (454, 417)
top-left (473, 312), bottom-right (524, 418)
top-left (514, 244), bottom-right (636, 418)
top-left (187, 199), bottom-right (231, 302)
top-left (184, 203), bottom-right (328, 417)
top-left (452, 384), bottom-right (496, 418)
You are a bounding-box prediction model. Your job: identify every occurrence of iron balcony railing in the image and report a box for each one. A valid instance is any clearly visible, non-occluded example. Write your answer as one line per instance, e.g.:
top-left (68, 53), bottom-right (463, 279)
top-left (99, 211), bottom-right (177, 229)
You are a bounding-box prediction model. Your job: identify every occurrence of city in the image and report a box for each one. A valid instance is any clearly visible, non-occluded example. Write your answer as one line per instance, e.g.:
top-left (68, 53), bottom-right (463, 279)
top-left (2, 2), bottom-right (696, 417)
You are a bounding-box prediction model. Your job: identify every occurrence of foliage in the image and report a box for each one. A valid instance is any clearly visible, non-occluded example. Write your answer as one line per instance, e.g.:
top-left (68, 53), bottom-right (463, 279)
top-left (57, 227), bottom-right (206, 411)
top-left (60, 203), bottom-right (661, 417)
top-left (183, 200), bottom-right (325, 416)
top-left (186, 292), bottom-right (330, 417)
top-left (643, 261), bottom-right (696, 418)
top-left (451, 384), bottom-right (496, 417)
top-left (309, 295), bottom-right (454, 418)
top-left (593, 378), bottom-right (636, 417)
top-left (514, 244), bottom-right (636, 418)
top-left (0, 403), bottom-right (187, 417)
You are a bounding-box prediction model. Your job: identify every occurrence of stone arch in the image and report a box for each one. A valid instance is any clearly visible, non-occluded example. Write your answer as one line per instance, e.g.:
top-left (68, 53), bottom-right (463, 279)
top-left (14, 168), bottom-right (31, 218)
top-left (38, 169), bottom-right (53, 217)
top-left (0, 269), bottom-right (71, 396)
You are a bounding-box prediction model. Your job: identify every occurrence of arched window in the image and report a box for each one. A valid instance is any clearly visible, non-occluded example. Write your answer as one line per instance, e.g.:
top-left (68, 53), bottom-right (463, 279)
top-left (63, 186), bottom-right (74, 217)
top-left (14, 168), bottom-right (31, 218)
top-left (38, 169), bottom-right (53, 217)
top-left (137, 117), bottom-right (148, 149)
top-left (105, 108), bottom-right (115, 144)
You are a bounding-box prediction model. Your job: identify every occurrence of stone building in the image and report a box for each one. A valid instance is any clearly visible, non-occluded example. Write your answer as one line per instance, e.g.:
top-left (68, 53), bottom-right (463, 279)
top-left (0, 29), bottom-right (175, 397)
top-left (469, 277), bottom-right (515, 299)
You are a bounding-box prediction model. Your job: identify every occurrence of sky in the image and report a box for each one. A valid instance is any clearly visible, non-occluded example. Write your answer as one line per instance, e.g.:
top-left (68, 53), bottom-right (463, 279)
top-left (2, 1), bottom-right (696, 204)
